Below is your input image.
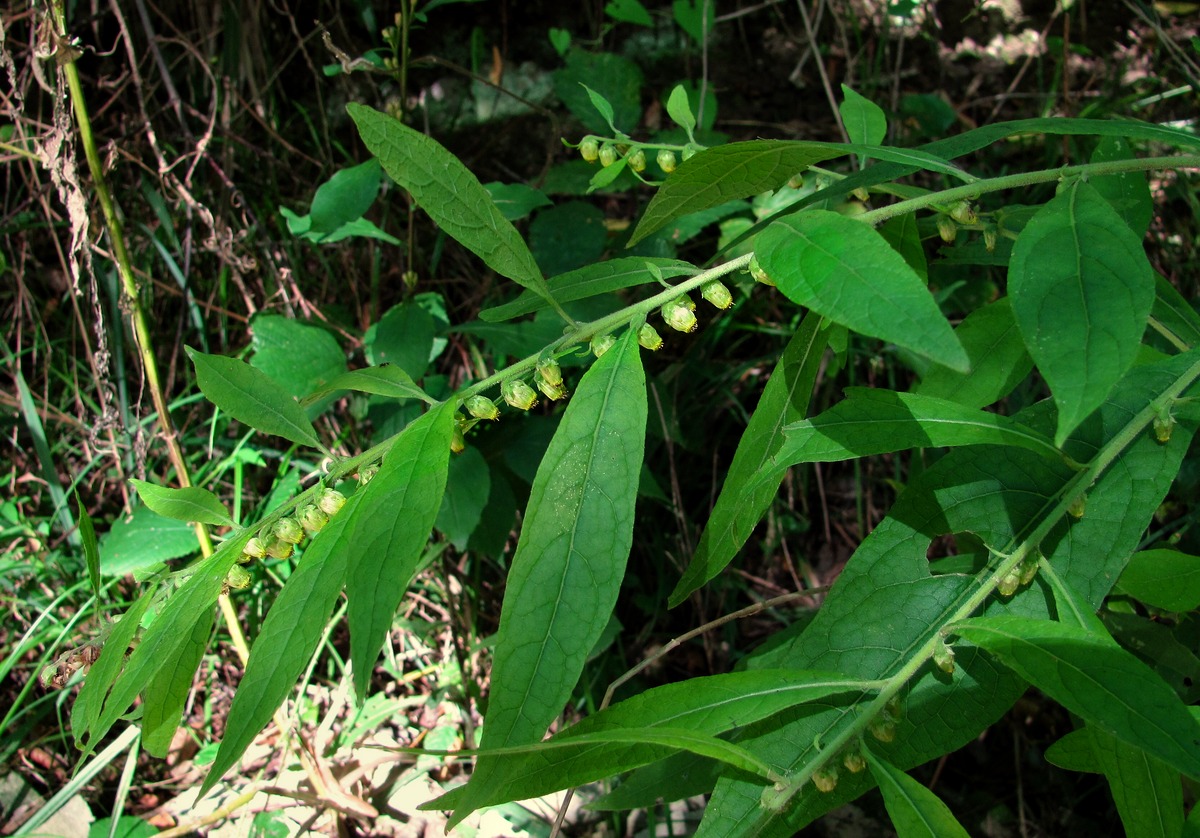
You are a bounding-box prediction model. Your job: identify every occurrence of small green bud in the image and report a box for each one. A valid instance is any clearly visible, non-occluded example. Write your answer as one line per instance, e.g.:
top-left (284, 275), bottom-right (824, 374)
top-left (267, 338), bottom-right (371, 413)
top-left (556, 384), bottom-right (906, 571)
top-left (661, 297), bottom-right (698, 333)
top-left (812, 765), bottom-right (838, 793)
top-left (657, 148), bottom-right (677, 173)
top-left (465, 394), bottom-right (500, 421)
top-left (299, 503), bottom-right (329, 534)
top-left (842, 748), bottom-right (866, 774)
top-left (682, 143), bottom-right (701, 161)
top-left (852, 187), bottom-right (870, 203)
top-left (1067, 494), bottom-right (1086, 520)
top-left (265, 537), bottom-right (294, 560)
top-left (701, 280), bottom-right (733, 310)
top-left (933, 641), bottom-right (956, 675)
top-left (1019, 552), bottom-right (1040, 586)
top-left (868, 717), bottom-right (896, 743)
top-left (997, 566), bottom-right (1022, 597)
top-left (936, 215), bottom-right (957, 243)
top-left (381, 26), bottom-right (396, 41)
top-left (537, 359), bottom-right (564, 388)
top-left (359, 465), bottom-right (379, 485)
top-left (950, 200), bottom-right (977, 225)
top-left (749, 256), bottom-right (775, 286)
top-left (983, 228), bottom-right (998, 252)
top-left (226, 564), bottom-right (252, 590)
top-left (451, 421), bottom-right (466, 453)
top-left (242, 537), bottom-right (267, 560)
top-left (638, 323), bottom-right (664, 351)
top-left (273, 517), bottom-right (304, 545)
top-left (536, 377), bottom-right (569, 401)
top-left (787, 172), bottom-right (805, 189)
top-left (502, 378), bottom-right (539, 411)
top-left (318, 488), bottom-right (346, 516)
top-left (579, 137), bottom-right (600, 163)
top-left (591, 334), bottom-right (617, 357)
top-left (599, 143), bottom-right (617, 167)
top-left (627, 148), bottom-right (647, 172)
top-left (1154, 409), bottom-right (1175, 444)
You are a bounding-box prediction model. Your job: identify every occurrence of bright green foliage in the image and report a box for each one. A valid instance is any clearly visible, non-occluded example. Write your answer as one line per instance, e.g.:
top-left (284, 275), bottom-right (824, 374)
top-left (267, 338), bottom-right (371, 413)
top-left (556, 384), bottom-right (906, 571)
top-left (304, 365), bottom-right (435, 406)
top-left (1116, 549), bottom-right (1200, 612)
top-left (308, 158), bottom-right (382, 236)
top-left (249, 314), bottom-right (346, 403)
top-left (128, 479), bottom-right (235, 527)
top-left (1009, 180), bottom-right (1156, 445)
top-left (866, 748), bottom-right (970, 838)
top-left (914, 298), bottom-right (1032, 409)
top-left (839, 85), bottom-right (887, 149)
top-left (141, 610), bottom-right (213, 758)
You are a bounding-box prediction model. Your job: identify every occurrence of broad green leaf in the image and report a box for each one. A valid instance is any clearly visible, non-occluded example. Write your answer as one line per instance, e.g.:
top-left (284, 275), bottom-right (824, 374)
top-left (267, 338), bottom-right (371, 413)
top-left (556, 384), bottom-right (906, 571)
top-left (672, 0), bottom-right (714, 43)
top-left (951, 615), bottom-right (1200, 781)
top-left (480, 257), bottom-right (696, 322)
top-left (1116, 549), bottom-right (1200, 612)
top-left (201, 517), bottom-right (353, 793)
top-left (879, 213), bottom-right (927, 281)
top-left (249, 314), bottom-right (346, 402)
top-left (347, 104), bottom-right (552, 305)
top-left (303, 365), bottom-right (435, 406)
top-left (1074, 723), bottom-right (1185, 838)
top-left (554, 51), bottom-right (644, 136)
top-left (1103, 611), bottom-right (1200, 705)
top-left (309, 158), bottom-right (382, 235)
top-left (758, 211), bottom-right (968, 372)
top-left (99, 505), bottom-right (198, 576)
top-left (695, 351), bottom-right (1200, 836)
top-left (484, 182), bottom-right (552, 221)
top-left (1007, 180), bottom-right (1155, 445)
top-left (436, 446), bottom-right (490, 551)
top-left (605, 0), bottom-right (653, 26)
top-left (865, 749), bottom-right (970, 838)
top-left (72, 584), bottom-right (158, 747)
top-left (75, 490), bottom-right (100, 600)
top-left (79, 530), bottom-right (252, 762)
top-left (666, 83), bottom-right (697, 137)
top-left (128, 479), bottom-right (235, 527)
top-left (839, 85), bottom-right (887, 149)
top-left (914, 298), bottom-right (1032, 409)
top-left (1045, 728), bottom-right (1101, 773)
top-left (141, 609), bottom-right (212, 758)
top-left (346, 404), bottom-right (455, 696)
top-left (590, 751), bottom-right (721, 810)
top-left (1153, 273), bottom-right (1200, 350)
top-left (768, 388), bottom-right (1060, 467)
top-left (187, 347), bottom-right (321, 448)
top-left (451, 328), bottom-right (646, 827)
top-left (671, 312), bottom-right (828, 605)
top-left (1090, 136), bottom-right (1153, 237)
top-left (430, 669), bottom-right (864, 813)
top-left (280, 206), bottom-right (402, 246)
top-left (529, 201), bottom-right (607, 277)
top-left (366, 301), bottom-right (437, 380)
top-left (628, 141), bottom-right (969, 247)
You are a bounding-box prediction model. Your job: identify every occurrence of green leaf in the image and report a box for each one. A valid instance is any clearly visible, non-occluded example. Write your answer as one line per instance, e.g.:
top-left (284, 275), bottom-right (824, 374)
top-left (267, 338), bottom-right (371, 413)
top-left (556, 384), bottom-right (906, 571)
top-left (580, 84), bottom-right (619, 134)
top-left (666, 83), bottom-right (697, 138)
top-left (1045, 728), bottom-right (1102, 773)
top-left (436, 446), bottom-right (491, 551)
top-left (480, 257), bottom-right (695, 322)
top-left (672, 0), bottom-right (714, 43)
top-left (249, 314), bottom-right (346, 402)
top-left (186, 347), bottom-right (321, 448)
top-left (865, 748), bottom-right (970, 838)
top-left (768, 388), bottom-right (1060, 467)
top-left (201, 519), bottom-right (352, 793)
top-left (309, 158), bottom-right (382, 235)
top-left (128, 479), bottom-right (235, 527)
top-left (141, 609), bottom-right (212, 758)
top-left (484, 182), bottom-right (552, 221)
top-left (950, 615), bottom-right (1200, 781)
top-left (432, 669), bottom-right (863, 814)
top-left (1153, 273), bottom-right (1200, 350)
top-left (671, 314), bottom-right (828, 605)
top-left (99, 505), bottom-right (198, 576)
top-left (758, 211), bottom-right (968, 372)
top-left (1074, 723), bottom-right (1186, 838)
top-left (303, 365), bottom-right (435, 406)
top-left (1116, 549), bottom-right (1200, 612)
top-left (529, 201), bottom-right (608, 277)
top-left (605, 0), bottom-right (653, 25)
top-left (879, 213), bottom-right (927, 281)
top-left (839, 85), bottom-right (887, 149)
top-left (346, 404), bottom-right (456, 696)
top-left (914, 298), bottom-right (1033, 409)
top-left (1008, 180), bottom-right (1156, 445)
top-left (450, 328), bottom-right (647, 827)
top-left (1090, 136), bottom-right (1153, 237)
top-left (554, 51), bottom-right (644, 136)
top-left (365, 302), bottom-right (437, 380)
top-left (347, 104), bottom-right (552, 305)
top-left (75, 490), bottom-right (100, 601)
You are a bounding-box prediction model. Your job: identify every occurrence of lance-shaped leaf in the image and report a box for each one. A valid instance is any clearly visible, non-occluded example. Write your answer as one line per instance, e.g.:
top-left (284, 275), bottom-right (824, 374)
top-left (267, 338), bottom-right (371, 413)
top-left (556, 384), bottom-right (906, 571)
top-left (428, 669), bottom-right (865, 813)
top-left (346, 403), bottom-right (456, 697)
top-left (347, 103), bottom-right (553, 306)
top-left (914, 298), bottom-right (1032, 410)
top-left (865, 748), bottom-right (971, 838)
top-left (1115, 549), bottom-right (1200, 613)
top-left (671, 313), bottom-right (828, 605)
top-left (303, 365), bottom-right (435, 407)
top-left (758, 211), bottom-right (968, 372)
top-left (1009, 180), bottom-right (1155, 446)
top-left (480, 257), bottom-right (697, 322)
top-left (201, 510), bottom-right (356, 793)
top-left (840, 85), bottom-right (887, 149)
top-left (186, 347), bottom-right (321, 448)
top-left (693, 351), bottom-right (1200, 837)
top-left (449, 328), bottom-right (646, 827)
top-left (768, 388), bottom-right (1061, 468)
top-left (141, 609), bottom-right (213, 758)
top-left (129, 479), bottom-right (235, 527)
top-left (951, 615), bottom-right (1200, 780)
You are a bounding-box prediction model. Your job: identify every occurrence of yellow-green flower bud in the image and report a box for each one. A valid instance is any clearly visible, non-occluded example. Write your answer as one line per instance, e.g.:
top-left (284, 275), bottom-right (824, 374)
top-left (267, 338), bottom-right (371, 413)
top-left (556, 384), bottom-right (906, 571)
top-left (537, 359), bottom-right (564, 388)
top-left (627, 148), bottom-right (647, 172)
top-left (226, 564), bottom-right (252, 589)
top-left (983, 228), bottom-right (998, 253)
top-left (950, 200), bottom-right (977, 225)
top-left (1019, 552), bottom-right (1040, 586)
top-left (1068, 494), bottom-right (1086, 520)
top-left (243, 537), bottom-right (267, 560)
top-left (868, 717), bottom-right (896, 743)
top-left (381, 26), bottom-right (396, 41)
top-left (299, 503), bottom-right (329, 534)
top-left (657, 149), bottom-right (677, 173)
top-left (591, 334), bottom-right (617, 357)
top-left (933, 641), bottom-right (956, 674)
top-left (465, 394), bottom-right (500, 421)
top-left (936, 215), bottom-right (957, 244)
top-left (265, 537), bottom-right (294, 560)
top-left (852, 187), bottom-right (870, 203)
top-left (997, 566), bottom-right (1022, 597)
top-left (502, 378), bottom-right (539, 411)
top-left (273, 517), bottom-right (304, 545)
top-left (842, 748), bottom-right (866, 774)
top-left (749, 256), bottom-right (775, 286)
top-left (812, 766), bottom-right (838, 793)
top-left (599, 143), bottom-right (617, 168)
top-left (682, 143), bottom-right (700, 161)
top-left (662, 297), bottom-right (698, 333)
top-left (359, 465), bottom-right (379, 485)
top-left (787, 172), bottom-right (805, 189)
top-left (701, 280), bottom-right (733, 310)
top-left (579, 137), bottom-right (600, 163)
top-left (318, 488), bottom-right (346, 516)
top-left (536, 377), bottom-right (569, 401)
top-left (451, 422), bottom-right (466, 453)
top-left (638, 323), bottom-right (664, 351)
top-left (1154, 410), bottom-right (1175, 444)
